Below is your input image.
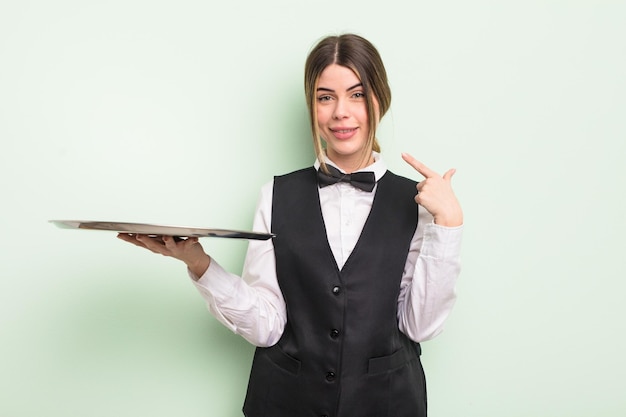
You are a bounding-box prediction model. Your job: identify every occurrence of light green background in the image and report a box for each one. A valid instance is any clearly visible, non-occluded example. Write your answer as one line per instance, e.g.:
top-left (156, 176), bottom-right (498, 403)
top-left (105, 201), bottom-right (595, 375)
top-left (1, 1), bottom-right (625, 416)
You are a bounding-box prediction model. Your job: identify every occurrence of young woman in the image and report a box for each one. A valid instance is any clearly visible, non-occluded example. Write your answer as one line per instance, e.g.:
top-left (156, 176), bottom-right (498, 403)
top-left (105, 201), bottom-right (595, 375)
top-left (119, 33), bottom-right (463, 417)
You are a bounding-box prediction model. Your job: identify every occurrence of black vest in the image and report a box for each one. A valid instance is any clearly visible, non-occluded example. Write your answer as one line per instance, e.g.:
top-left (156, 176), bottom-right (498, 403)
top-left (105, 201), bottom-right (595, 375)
top-left (243, 167), bottom-right (426, 417)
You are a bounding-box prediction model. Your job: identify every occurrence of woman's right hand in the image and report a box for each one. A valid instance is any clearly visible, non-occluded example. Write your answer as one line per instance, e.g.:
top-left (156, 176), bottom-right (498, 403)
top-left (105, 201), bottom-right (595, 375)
top-left (117, 234), bottom-right (211, 278)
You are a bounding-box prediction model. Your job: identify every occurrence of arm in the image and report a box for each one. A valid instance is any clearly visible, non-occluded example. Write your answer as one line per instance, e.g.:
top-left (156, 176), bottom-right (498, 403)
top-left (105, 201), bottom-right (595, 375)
top-left (397, 207), bottom-right (463, 342)
top-left (190, 181), bottom-right (286, 347)
top-left (396, 153), bottom-right (463, 341)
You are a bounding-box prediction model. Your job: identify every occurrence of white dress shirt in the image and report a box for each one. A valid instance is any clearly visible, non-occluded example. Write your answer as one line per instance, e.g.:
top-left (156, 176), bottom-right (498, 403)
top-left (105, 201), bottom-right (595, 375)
top-left (191, 153), bottom-right (463, 347)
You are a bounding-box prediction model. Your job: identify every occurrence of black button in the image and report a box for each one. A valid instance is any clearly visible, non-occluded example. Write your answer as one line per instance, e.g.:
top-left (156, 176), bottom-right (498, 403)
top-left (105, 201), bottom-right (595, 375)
top-left (330, 329), bottom-right (340, 339)
top-left (325, 371), bottom-right (336, 381)
top-left (332, 286), bottom-right (341, 295)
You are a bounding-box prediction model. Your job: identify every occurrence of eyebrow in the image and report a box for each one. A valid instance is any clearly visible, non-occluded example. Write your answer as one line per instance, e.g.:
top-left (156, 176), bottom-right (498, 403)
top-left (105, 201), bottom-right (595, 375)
top-left (317, 82), bottom-right (363, 93)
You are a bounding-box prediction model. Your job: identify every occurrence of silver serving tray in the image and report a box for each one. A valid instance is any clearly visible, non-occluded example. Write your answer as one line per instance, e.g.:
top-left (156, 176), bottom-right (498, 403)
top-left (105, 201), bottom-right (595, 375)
top-left (50, 220), bottom-right (275, 240)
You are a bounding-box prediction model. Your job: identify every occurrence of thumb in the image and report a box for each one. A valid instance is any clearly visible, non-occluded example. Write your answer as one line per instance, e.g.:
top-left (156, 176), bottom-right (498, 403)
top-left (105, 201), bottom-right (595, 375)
top-left (443, 168), bottom-right (456, 181)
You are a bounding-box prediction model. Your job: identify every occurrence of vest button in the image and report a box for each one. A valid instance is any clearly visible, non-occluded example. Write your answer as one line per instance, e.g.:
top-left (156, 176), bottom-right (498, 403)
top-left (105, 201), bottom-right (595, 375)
top-left (332, 286), bottom-right (341, 295)
top-left (330, 329), bottom-right (340, 339)
top-left (325, 371), bottom-right (336, 381)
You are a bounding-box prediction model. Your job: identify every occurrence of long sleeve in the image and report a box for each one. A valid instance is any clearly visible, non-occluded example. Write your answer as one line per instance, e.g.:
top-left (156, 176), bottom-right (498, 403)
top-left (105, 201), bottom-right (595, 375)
top-left (397, 206), bottom-right (463, 342)
top-left (190, 182), bottom-right (287, 347)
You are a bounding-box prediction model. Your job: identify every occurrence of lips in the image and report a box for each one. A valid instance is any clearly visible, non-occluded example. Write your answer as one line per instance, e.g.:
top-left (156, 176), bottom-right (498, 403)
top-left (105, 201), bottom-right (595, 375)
top-left (330, 127), bottom-right (358, 140)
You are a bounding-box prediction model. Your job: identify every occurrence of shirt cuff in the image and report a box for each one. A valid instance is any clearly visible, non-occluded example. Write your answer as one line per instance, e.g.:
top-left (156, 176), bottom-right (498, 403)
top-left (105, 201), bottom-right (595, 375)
top-left (189, 259), bottom-right (238, 302)
top-left (420, 222), bottom-right (463, 260)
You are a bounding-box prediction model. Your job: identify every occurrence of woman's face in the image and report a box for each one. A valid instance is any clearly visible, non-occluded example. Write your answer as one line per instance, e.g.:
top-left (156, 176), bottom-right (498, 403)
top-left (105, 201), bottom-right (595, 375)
top-left (316, 64), bottom-right (379, 172)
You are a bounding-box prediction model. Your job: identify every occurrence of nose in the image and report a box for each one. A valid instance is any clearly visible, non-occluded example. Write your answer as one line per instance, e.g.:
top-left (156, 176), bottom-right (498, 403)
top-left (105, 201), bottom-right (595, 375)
top-left (332, 99), bottom-right (349, 120)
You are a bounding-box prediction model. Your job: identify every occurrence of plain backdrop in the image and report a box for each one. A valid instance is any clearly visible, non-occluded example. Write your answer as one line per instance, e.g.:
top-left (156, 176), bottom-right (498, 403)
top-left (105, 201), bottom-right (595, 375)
top-left (1, 1), bottom-right (625, 416)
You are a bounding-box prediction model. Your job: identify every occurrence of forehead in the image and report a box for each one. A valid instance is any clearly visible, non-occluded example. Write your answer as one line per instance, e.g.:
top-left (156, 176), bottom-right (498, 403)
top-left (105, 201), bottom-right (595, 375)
top-left (317, 64), bottom-right (361, 89)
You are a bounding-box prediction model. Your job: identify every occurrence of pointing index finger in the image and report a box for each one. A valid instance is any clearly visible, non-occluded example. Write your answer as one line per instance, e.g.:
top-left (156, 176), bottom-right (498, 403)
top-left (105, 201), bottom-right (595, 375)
top-left (401, 153), bottom-right (438, 178)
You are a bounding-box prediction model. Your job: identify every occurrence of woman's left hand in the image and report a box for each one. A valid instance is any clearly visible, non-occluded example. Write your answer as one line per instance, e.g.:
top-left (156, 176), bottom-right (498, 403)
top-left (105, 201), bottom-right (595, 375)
top-left (402, 153), bottom-right (463, 227)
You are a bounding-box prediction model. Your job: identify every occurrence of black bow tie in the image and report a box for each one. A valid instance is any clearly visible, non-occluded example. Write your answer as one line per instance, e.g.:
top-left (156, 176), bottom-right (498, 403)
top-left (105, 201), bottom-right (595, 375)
top-left (317, 165), bottom-right (376, 192)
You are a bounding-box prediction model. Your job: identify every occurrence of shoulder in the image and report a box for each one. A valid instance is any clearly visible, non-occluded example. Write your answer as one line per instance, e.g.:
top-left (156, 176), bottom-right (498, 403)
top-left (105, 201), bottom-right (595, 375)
top-left (377, 170), bottom-right (418, 209)
top-left (380, 170), bottom-right (418, 189)
top-left (259, 167), bottom-right (314, 195)
top-left (273, 166), bottom-right (316, 187)
top-left (274, 166), bottom-right (315, 180)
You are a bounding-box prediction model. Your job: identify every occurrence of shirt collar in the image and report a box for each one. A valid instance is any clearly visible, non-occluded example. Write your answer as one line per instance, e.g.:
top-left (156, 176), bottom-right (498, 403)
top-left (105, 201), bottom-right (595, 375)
top-left (314, 151), bottom-right (387, 182)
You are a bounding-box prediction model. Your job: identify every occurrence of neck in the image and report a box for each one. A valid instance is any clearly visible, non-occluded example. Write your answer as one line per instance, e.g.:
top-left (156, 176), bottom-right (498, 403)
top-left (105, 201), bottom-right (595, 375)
top-left (326, 151), bottom-right (374, 173)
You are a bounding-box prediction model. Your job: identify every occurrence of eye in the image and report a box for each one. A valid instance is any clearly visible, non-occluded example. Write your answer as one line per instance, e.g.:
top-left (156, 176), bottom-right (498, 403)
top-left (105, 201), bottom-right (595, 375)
top-left (352, 92), bottom-right (365, 99)
top-left (317, 95), bottom-right (333, 102)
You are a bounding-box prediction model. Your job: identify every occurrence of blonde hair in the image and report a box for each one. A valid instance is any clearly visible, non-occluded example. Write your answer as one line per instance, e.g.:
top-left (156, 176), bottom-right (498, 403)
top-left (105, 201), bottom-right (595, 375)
top-left (304, 34), bottom-right (392, 172)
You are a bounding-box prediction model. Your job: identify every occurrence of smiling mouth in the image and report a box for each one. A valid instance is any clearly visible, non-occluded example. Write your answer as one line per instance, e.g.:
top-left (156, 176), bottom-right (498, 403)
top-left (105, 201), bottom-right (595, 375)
top-left (329, 127), bottom-right (359, 140)
top-left (331, 128), bottom-right (357, 133)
